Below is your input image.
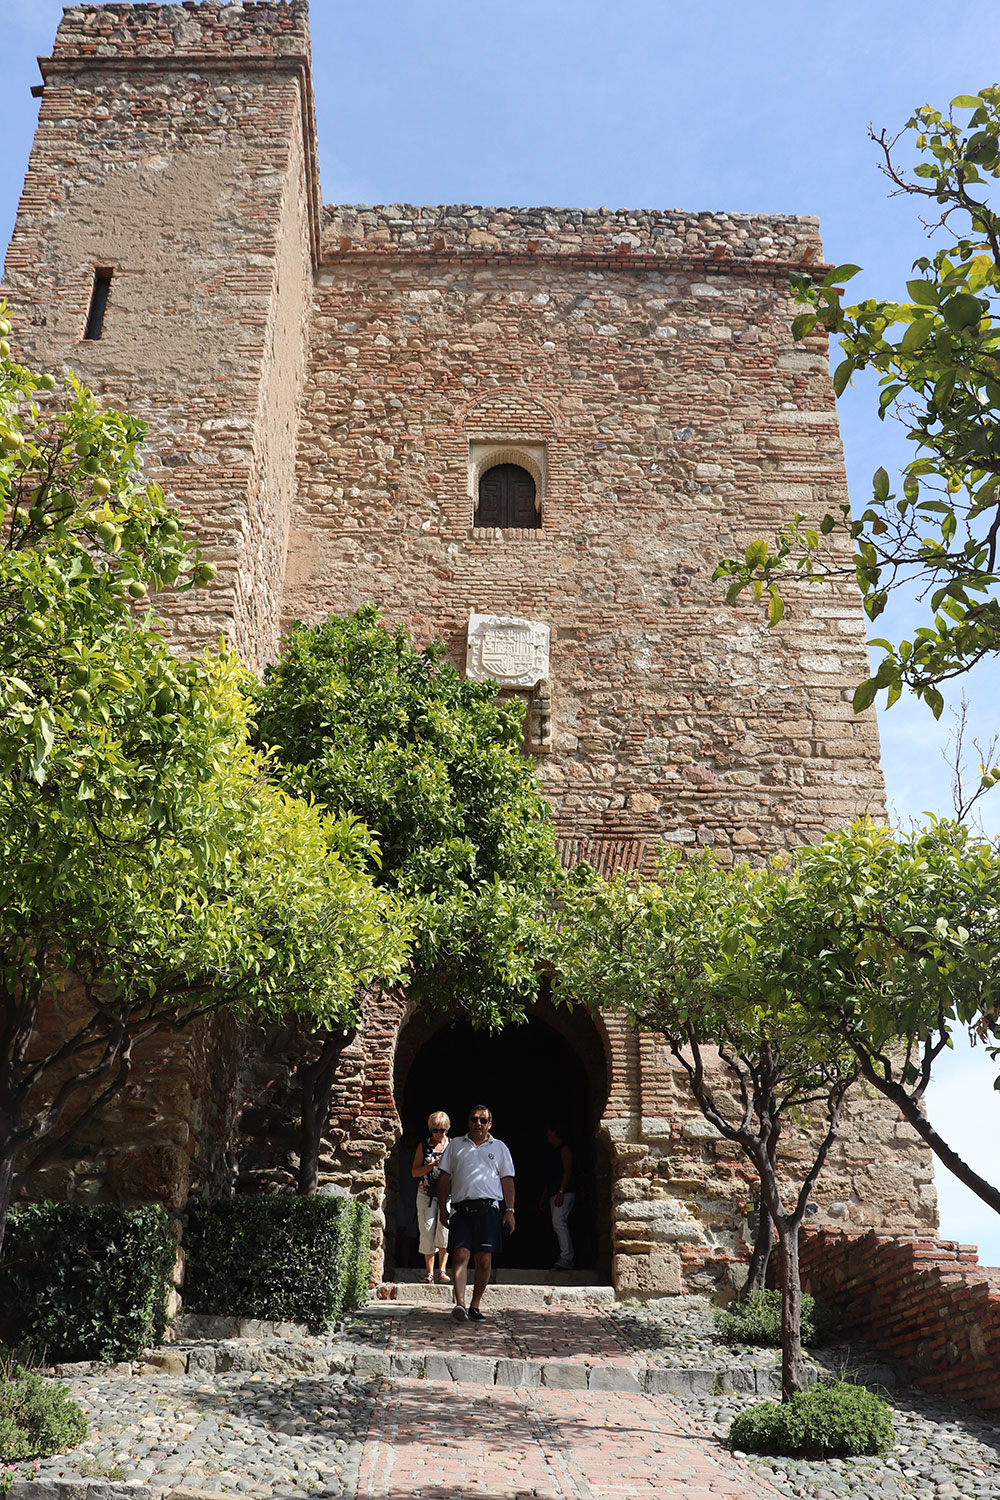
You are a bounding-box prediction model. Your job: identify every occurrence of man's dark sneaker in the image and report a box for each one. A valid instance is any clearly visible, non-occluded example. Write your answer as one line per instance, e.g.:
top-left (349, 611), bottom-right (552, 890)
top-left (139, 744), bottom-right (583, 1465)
top-left (467, 1307), bottom-right (485, 1322)
top-left (451, 1304), bottom-right (467, 1321)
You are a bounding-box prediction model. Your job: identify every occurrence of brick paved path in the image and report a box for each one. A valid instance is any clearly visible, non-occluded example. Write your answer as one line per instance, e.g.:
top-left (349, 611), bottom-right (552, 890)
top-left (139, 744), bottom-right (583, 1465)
top-left (357, 1377), bottom-right (782, 1500)
top-left (382, 1306), bottom-right (638, 1366)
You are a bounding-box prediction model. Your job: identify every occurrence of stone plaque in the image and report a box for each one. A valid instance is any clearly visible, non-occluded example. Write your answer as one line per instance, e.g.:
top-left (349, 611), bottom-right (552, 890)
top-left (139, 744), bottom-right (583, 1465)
top-left (466, 612), bottom-right (550, 687)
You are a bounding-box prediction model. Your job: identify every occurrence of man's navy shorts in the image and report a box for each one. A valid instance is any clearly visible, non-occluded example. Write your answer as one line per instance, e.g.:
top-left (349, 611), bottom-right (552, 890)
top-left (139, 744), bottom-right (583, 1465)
top-left (447, 1199), bottom-right (503, 1255)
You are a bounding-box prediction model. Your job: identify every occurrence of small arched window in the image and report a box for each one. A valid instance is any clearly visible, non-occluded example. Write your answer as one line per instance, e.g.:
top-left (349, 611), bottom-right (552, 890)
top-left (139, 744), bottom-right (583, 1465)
top-left (475, 463), bottom-right (540, 529)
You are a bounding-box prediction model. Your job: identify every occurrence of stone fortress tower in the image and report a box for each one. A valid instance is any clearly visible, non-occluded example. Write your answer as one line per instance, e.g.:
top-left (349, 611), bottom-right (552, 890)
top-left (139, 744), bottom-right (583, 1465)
top-left (3, 0), bottom-right (938, 1294)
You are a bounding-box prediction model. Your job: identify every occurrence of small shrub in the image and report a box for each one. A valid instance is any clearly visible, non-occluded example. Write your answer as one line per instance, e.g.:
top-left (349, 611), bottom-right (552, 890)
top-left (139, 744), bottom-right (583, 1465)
top-left (0, 1360), bottom-right (88, 1463)
top-left (716, 1288), bottom-right (832, 1347)
top-left (184, 1193), bottom-right (371, 1332)
top-left (0, 1203), bottom-right (175, 1364)
top-left (729, 1380), bottom-right (894, 1458)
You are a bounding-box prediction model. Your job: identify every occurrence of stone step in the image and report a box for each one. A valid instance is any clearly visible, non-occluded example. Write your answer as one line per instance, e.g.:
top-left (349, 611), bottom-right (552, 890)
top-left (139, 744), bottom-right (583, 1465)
top-left (142, 1337), bottom-right (782, 1395)
top-left (375, 1280), bottom-right (616, 1308)
top-left (391, 1267), bottom-right (606, 1286)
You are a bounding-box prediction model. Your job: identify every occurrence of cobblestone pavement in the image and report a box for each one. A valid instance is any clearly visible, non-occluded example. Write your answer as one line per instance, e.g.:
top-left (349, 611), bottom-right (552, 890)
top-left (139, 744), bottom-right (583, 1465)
top-left (10, 1299), bottom-right (1000, 1499)
top-left (21, 1367), bottom-right (379, 1498)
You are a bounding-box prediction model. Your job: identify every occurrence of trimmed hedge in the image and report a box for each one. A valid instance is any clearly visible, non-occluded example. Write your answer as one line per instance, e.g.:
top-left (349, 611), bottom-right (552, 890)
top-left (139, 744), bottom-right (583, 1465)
top-left (184, 1193), bottom-right (371, 1331)
top-left (730, 1380), bottom-right (894, 1458)
top-left (0, 1203), bottom-right (175, 1364)
top-left (716, 1288), bottom-right (832, 1348)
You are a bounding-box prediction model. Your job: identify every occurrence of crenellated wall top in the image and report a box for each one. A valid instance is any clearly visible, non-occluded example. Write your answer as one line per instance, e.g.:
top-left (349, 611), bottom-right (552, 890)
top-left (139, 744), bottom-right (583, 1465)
top-left (47, 2), bottom-right (311, 64)
top-left (322, 203), bottom-right (826, 271)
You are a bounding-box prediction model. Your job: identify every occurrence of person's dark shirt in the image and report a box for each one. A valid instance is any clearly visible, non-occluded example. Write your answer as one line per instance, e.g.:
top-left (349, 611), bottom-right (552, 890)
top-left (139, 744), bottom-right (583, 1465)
top-left (546, 1140), bottom-right (575, 1196)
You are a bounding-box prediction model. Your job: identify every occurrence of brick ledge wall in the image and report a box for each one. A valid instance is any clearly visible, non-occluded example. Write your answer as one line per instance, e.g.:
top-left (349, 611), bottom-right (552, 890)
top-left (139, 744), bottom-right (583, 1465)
top-left (800, 1229), bottom-right (1000, 1415)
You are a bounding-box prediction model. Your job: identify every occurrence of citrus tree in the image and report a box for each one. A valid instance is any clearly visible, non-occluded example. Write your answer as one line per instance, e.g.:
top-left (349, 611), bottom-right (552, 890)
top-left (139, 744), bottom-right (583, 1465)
top-left (715, 88), bottom-right (1000, 715)
top-left (0, 337), bottom-right (408, 1251)
top-left (791, 819), bottom-right (1000, 1216)
top-left (251, 609), bottom-right (562, 1190)
top-left (252, 608), bottom-right (562, 1027)
top-left (550, 853), bottom-right (859, 1401)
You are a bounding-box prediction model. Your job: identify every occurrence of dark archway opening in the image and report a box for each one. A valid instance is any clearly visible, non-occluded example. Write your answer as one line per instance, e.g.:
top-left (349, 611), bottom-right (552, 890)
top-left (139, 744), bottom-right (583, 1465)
top-left (389, 996), bottom-right (611, 1278)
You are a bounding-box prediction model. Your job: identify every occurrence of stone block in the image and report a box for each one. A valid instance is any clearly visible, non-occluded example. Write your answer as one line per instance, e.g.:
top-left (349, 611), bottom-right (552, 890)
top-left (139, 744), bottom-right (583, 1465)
top-left (587, 1364), bottom-right (642, 1393)
top-left (448, 1354), bottom-right (499, 1385)
top-left (253, 1345), bottom-right (329, 1377)
top-left (186, 1348), bottom-right (217, 1376)
top-left (540, 1360), bottom-right (589, 1389)
top-left (353, 1351), bottom-right (391, 1378)
top-left (424, 1352), bottom-right (454, 1382)
top-left (495, 1357), bottom-right (541, 1387)
top-left (645, 1366), bottom-right (716, 1396)
top-left (138, 1349), bottom-right (188, 1375)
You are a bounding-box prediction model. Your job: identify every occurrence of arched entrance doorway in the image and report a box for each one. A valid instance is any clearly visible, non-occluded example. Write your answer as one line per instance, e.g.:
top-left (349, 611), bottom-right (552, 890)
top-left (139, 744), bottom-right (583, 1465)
top-left (389, 992), bottom-right (611, 1277)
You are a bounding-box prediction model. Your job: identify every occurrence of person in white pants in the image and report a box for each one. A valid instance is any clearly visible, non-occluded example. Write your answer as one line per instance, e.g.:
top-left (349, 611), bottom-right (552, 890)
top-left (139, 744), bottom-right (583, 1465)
top-left (543, 1123), bottom-right (575, 1270)
top-left (411, 1111), bottom-right (450, 1282)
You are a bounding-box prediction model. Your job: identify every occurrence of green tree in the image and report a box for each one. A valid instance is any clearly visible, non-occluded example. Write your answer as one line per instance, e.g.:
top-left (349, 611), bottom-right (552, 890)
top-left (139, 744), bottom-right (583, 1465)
top-left (714, 89), bottom-right (1000, 716)
top-left (252, 610), bottom-right (562, 1191)
top-left (789, 818), bottom-right (1000, 1217)
top-left (550, 854), bottom-right (859, 1401)
top-left (0, 341), bottom-right (408, 1253)
top-left (252, 609), bottom-right (561, 1026)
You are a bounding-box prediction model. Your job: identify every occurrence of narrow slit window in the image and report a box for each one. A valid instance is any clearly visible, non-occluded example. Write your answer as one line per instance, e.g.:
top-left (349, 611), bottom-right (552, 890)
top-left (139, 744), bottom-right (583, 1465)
top-left (83, 267), bottom-right (113, 341)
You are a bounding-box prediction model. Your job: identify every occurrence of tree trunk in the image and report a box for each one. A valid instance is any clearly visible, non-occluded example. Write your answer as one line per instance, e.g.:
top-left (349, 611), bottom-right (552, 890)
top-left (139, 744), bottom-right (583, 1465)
top-left (745, 1202), bottom-right (774, 1295)
top-left (0, 1147), bottom-right (16, 1262)
top-left (777, 1223), bottom-right (804, 1402)
top-left (297, 1029), bottom-right (356, 1196)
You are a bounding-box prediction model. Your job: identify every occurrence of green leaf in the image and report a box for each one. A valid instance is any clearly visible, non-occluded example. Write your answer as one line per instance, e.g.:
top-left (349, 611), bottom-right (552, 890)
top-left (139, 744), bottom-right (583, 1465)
top-left (791, 313), bottom-right (818, 341)
top-left (852, 678), bottom-right (879, 713)
top-left (822, 265), bottom-right (862, 287)
top-left (923, 686), bottom-right (945, 719)
top-left (951, 95), bottom-right (982, 109)
top-left (767, 590), bottom-right (785, 626)
top-left (906, 280), bottom-right (939, 306)
top-left (900, 318), bottom-right (934, 354)
top-left (833, 359), bottom-right (854, 397)
top-left (873, 467), bottom-right (891, 502)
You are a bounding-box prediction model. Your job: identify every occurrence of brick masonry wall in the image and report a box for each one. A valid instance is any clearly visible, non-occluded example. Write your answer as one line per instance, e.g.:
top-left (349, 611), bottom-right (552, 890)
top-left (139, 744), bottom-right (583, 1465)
top-left (801, 1229), bottom-right (1000, 1415)
top-left (281, 203), bottom-right (937, 1291)
top-left (2, 0), bottom-right (319, 668)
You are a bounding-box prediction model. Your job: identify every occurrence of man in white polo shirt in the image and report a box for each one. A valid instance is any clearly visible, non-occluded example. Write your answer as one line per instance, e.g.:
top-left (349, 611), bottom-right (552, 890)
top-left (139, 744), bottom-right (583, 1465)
top-left (437, 1105), bottom-right (515, 1322)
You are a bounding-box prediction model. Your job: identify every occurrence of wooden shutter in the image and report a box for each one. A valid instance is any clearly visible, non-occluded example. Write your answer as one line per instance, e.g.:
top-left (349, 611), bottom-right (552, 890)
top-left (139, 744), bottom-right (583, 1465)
top-left (475, 464), bottom-right (539, 527)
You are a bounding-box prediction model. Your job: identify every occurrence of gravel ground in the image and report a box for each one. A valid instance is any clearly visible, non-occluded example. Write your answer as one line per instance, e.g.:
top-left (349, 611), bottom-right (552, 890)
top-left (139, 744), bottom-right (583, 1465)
top-left (27, 1366), bottom-right (379, 1498)
top-left (612, 1297), bottom-right (1000, 1500)
top-left (681, 1390), bottom-right (1000, 1500)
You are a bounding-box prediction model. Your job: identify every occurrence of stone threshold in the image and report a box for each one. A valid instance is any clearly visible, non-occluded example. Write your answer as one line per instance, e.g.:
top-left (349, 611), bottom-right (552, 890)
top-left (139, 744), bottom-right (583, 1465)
top-left (55, 1339), bottom-right (778, 1392)
top-left (375, 1280), bottom-right (616, 1307)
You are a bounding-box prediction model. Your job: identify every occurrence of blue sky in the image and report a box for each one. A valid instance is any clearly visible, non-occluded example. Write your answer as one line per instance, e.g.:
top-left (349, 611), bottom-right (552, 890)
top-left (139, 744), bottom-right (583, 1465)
top-left (2, 0), bottom-right (999, 1265)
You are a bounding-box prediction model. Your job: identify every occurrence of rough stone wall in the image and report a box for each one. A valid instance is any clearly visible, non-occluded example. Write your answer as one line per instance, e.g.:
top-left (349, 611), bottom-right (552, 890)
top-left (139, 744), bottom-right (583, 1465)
top-left (1, 0), bottom-right (318, 668)
top-left (285, 205), bottom-right (884, 857)
top-left (801, 1230), bottom-right (1000, 1415)
top-left (278, 203), bottom-right (936, 1291)
top-left (24, 987), bottom-right (242, 1215)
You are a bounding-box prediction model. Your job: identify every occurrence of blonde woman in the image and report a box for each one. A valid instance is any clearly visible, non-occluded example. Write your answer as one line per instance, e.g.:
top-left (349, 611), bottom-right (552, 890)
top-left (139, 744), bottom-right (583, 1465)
top-left (411, 1111), bottom-right (450, 1282)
